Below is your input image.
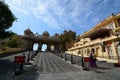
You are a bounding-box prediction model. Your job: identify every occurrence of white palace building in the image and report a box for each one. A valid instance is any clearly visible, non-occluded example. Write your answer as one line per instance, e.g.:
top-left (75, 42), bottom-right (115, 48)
top-left (66, 13), bottom-right (120, 63)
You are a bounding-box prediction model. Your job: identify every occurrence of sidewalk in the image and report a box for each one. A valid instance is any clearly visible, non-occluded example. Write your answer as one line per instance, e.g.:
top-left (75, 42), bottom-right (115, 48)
top-left (81, 55), bottom-right (118, 63)
top-left (97, 57), bottom-right (118, 63)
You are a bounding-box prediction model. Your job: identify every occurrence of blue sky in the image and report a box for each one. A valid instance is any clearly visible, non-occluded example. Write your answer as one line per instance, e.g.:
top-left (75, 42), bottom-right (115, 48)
top-left (5, 0), bottom-right (120, 36)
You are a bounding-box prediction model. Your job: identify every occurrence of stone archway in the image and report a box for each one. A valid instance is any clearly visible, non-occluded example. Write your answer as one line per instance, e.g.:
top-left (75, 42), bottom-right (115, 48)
top-left (51, 44), bottom-right (55, 51)
top-left (20, 29), bottom-right (64, 52)
top-left (77, 50), bottom-right (81, 55)
top-left (91, 48), bottom-right (95, 52)
top-left (33, 43), bottom-right (39, 51)
top-left (41, 44), bottom-right (47, 51)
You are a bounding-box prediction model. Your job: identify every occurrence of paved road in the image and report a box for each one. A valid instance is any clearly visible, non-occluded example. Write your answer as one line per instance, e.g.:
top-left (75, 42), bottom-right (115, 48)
top-left (0, 52), bottom-right (120, 80)
top-left (36, 52), bottom-right (82, 73)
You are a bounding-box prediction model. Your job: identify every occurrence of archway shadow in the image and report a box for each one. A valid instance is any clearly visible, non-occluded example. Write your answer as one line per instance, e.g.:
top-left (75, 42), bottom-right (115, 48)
top-left (0, 59), bottom-right (14, 75)
top-left (0, 57), bottom-right (39, 80)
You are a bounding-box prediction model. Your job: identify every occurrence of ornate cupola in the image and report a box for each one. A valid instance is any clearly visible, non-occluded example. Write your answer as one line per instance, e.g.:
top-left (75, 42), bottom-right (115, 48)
top-left (24, 28), bottom-right (33, 36)
top-left (42, 31), bottom-right (50, 37)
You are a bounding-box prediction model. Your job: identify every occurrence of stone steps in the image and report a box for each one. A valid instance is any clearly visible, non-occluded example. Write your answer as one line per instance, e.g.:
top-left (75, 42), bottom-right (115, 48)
top-left (36, 52), bottom-right (81, 73)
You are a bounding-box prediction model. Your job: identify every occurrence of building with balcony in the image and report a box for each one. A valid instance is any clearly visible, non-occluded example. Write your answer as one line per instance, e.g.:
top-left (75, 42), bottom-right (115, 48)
top-left (66, 13), bottom-right (120, 61)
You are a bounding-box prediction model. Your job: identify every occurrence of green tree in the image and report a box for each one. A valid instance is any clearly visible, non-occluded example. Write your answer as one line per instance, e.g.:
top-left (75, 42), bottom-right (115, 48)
top-left (1, 31), bottom-right (16, 38)
top-left (58, 34), bottom-right (67, 43)
top-left (6, 39), bottom-right (18, 48)
top-left (0, 0), bottom-right (16, 39)
top-left (58, 34), bottom-right (71, 43)
top-left (58, 34), bottom-right (69, 51)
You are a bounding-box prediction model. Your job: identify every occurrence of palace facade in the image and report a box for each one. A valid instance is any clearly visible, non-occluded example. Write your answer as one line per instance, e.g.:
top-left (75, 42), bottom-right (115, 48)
top-left (66, 13), bottom-right (120, 61)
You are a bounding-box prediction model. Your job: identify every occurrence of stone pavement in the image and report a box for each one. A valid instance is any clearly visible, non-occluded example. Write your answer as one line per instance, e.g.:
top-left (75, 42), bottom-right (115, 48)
top-left (0, 52), bottom-right (120, 80)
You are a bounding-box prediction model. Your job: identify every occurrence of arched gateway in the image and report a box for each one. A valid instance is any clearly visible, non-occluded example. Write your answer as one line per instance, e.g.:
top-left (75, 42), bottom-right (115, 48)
top-left (19, 29), bottom-right (63, 52)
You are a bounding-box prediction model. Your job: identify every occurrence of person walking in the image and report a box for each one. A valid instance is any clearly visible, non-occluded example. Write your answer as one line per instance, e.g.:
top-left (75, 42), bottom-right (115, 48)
top-left (89, 52), bottom-right (94, 67)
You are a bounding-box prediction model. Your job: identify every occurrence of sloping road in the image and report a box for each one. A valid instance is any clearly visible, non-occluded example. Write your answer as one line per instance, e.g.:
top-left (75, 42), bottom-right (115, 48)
top-left (1, 52), bottom-right (120, 80)
top-left (35, 52), bottom-right (81, 73)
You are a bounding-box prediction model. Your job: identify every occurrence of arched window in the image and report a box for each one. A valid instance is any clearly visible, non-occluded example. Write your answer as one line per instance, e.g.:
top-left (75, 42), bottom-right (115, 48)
top-left (33, 43), bottom-right (38, 51)
top-left (42, 44), bottom-right (47, 51)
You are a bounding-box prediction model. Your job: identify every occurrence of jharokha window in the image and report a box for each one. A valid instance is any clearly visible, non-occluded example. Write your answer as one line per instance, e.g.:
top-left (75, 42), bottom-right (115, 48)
top-left (118, 19), bottom-right (120, 26)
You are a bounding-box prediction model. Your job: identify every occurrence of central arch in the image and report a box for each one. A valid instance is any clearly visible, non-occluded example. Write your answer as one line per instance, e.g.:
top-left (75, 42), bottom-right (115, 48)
top-left (33, 43), bottom-right (39, 51)
top-left (22, 29), bottom-right (64, 52)
top-left (42, 44), bottom-right (47, 52)
top-left (51, 45), bottom-right (55, 50)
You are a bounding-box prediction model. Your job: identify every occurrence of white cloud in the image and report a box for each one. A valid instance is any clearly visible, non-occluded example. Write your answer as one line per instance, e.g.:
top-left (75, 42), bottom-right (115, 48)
top-left (5, 0), bottom-right (120, 32)
top-left (13, 6), bottom-right (30, 16)
top-left (6, 0), bottom-right (30, 16)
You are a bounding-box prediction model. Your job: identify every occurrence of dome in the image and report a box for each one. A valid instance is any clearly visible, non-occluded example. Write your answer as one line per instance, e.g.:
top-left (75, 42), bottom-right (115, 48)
top-left (42, 31), bottom-right (50, 37)
top-left (24, 28), bottom-right (31, 32)
top-left (24, 28), bottom-right (33, 35)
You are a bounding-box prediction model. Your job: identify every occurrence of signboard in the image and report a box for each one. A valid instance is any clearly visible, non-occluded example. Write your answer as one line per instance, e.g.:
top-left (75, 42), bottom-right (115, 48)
top-left (14, 56), bottom-right (25, 63)
top-left (84, 57), bottom-right (90, 62)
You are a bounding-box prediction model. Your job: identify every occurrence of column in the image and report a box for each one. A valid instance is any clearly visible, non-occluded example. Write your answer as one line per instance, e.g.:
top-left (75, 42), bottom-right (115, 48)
top-left (27, 40), bottom-right (33, 51)
top-left (47, 43), bottom-right (51, 52)
top-left (38, 43), bottom-right (42, 51)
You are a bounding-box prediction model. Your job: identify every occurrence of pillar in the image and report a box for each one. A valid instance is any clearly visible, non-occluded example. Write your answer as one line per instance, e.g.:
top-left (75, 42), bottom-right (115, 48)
top-left (38, 43), bottom-right (42, 51)
top-left (55, 44), bottom-right (59, 52)
top-left (26, 40), bottom-right (33, 51)
top-left (58, 43), bottom-right (63, 53)
top-left (47, 43), bottom-right (51, 52)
